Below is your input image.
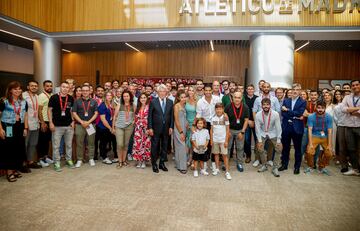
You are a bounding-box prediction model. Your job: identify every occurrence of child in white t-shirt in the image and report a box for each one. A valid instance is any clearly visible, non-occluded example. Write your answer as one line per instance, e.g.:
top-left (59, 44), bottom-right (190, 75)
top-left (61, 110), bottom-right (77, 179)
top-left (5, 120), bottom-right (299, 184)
top-left (210, 103), bottom-right (231, 180)
top-left (191, 117), bottom-right (210, 177)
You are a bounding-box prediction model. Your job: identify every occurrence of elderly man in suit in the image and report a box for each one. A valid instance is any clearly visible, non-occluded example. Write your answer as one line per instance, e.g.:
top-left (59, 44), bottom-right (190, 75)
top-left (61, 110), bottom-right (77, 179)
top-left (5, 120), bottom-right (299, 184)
top-left (279, 83), bottom-right (307, 175)
top-left (148, 84), bottom-right (174, 173)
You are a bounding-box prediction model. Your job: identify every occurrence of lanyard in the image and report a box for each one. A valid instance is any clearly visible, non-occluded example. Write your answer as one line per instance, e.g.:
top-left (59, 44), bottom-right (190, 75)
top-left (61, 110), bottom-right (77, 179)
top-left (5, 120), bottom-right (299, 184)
top-left (353, 96), bottom-right (360, 107)
top-left (262, 110), bottom-right (272, 132)
top-left (309, 103), bottom-right (315, 113)
top-left (29, 93), bottom-right (38, 112)
top-left (59, 94), bottom-right (68, 113)
top-left (316, 115), bottom-right (325, 132)
top-left (231, 102), bottom-right (243, 121)
top-left (44, 92), bottom-right (50, 100)
top-left (82, 99), bottom-right (91, 114)
top-left (12, 100), bottom-right (21, 115)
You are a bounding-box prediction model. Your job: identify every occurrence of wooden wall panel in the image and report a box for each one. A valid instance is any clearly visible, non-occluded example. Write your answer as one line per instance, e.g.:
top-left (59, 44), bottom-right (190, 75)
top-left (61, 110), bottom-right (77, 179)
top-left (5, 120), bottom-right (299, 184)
top-left (62, 47), bottom-right (360, 89)
top-left (1, 0), bottom-right (360, 32)
top-left (62, 45), bottom-right (249, 85)
top-left (294, 50), bottom-right (360, 89)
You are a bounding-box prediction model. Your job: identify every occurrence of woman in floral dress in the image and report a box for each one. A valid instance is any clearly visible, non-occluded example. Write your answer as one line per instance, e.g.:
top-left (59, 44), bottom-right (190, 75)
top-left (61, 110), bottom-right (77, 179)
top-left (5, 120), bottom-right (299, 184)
top-left (132, 93), bottom-right (151, 168)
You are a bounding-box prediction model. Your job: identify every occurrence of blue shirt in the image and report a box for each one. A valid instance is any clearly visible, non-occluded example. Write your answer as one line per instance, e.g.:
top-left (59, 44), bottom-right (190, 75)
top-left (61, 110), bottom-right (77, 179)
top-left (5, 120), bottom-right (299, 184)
top-left (291, 96), bottom-right (299, 110)
top-left (97, 102), bottom-right (113, 130)
top-left (307, 113), bottom-right (333, 137)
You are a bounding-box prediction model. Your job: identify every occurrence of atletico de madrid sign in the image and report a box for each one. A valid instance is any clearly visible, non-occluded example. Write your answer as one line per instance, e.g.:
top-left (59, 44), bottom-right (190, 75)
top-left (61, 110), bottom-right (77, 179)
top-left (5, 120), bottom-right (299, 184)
top-left (179, 0), bottom-right (360, 15)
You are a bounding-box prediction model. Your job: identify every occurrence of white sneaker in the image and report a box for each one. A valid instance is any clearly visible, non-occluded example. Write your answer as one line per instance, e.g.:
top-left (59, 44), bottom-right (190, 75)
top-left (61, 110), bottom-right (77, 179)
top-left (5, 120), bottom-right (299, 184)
top-left (204, 162), bottom-right (208, 170)
top-left (141, 162), bottom-right (146, 169)
top-left (39, 160), bottom-right (49, 167)
top-left (200, 169), bottom-right (209, 176)
top-left (89, 159), bottom-right (95, 167)
top-left (127, 154), bottom-right (133, 161)
top-left (225, 172), bottom-right (232, 180)
top-left (258, 165), bottom-right (268, 172)
top-left (193, 170), bottom-right (199, 177)
top-left (212, 168), bottom-right (220, 176)
top-left (45, 157), bottom-right (54, 164)
top-left (136, 161), bottom-right (142, 168)
top-left (112, 158), bottom-right (119, 163)
top-left (211, 162), bottom-right (216, 171)
top-left (102, 158), bottom-right (112, 165)
top-left (267, 160), bottom-right (273, 167)
top-left (253, 160), bottom-right (260, 167)
top-left (75, 160), bottom-right (82, 168)
top-left (343, 169), bottom-right (360, 176)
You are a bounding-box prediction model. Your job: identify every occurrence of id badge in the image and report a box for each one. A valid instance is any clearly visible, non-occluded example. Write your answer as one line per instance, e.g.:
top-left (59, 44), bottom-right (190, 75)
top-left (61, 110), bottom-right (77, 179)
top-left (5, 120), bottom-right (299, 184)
top-left (61, 111), bottom-right (66, 116)
top-left (320, 131), bottom-right (325, 137)
top-left (236, 119), bottom-right (240, 124)
top-left (6, 126), bottom-right (13, 138)
top-left (84, 112), bottom-right (89, 117)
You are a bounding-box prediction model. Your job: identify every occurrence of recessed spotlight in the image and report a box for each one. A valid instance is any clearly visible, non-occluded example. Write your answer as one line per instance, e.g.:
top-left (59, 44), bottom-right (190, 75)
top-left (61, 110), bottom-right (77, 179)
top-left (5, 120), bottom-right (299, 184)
top-left (348, 44), bottom-right (352, 48)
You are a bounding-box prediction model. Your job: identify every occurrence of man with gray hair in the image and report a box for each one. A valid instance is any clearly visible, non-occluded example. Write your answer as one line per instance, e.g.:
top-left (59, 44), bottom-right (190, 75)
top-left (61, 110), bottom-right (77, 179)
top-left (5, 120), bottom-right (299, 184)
top-left (148, 84), bottom-right (174, 173)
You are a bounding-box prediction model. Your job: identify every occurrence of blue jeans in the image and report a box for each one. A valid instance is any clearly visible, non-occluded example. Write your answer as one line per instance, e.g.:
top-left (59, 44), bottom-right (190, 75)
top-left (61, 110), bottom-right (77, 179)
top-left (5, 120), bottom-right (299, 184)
top-left (244, 126), bottom-right (257, 159)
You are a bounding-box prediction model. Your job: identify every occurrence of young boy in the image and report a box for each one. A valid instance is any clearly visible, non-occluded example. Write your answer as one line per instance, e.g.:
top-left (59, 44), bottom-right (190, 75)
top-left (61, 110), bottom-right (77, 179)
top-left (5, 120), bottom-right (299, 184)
top-left (210, 103), bottom-right (231, 180)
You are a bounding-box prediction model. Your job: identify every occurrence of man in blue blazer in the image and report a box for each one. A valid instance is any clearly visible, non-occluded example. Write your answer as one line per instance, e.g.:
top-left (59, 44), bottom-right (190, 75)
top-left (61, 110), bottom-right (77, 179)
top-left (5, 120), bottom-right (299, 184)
top-left (148, 84), bottom-right (174, 173)
top-left (279, 83), bottom-right (306, 174)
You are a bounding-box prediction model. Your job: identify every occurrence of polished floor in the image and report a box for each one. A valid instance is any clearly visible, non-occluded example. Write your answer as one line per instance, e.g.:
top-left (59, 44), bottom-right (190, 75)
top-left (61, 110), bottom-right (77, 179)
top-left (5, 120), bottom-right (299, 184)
top-left (0, 155), bottom-right (359, 231)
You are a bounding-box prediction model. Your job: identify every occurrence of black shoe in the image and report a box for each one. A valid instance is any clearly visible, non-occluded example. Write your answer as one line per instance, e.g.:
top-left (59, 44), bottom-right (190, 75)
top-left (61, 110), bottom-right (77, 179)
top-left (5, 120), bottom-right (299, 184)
top-left (159, 163), bottom-right (168, 172)
top-left (278, 165), bottom-right (288, 171)
top-left (294, 168), bottom-right (300, 175)
top-left (19, 166), bottom-right (31, 173)
top-left (28, 162), bottom-right (42, 169)
top-left (152, 165), bottom-right (159, 173)
top-left (341, 167), bottom-right (349, 173)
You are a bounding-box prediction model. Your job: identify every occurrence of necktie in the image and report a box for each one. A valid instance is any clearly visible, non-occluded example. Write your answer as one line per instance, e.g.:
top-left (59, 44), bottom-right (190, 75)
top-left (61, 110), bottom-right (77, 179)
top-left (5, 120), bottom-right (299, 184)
top-left (161, 99), bottom-right (165, 114)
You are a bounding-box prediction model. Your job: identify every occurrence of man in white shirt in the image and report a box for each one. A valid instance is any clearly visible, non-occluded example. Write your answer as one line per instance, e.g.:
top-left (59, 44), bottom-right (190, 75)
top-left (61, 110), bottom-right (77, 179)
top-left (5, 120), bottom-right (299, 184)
top-left (341, 80), bottom-right (360, 176)
top-left (196, 84), bottom-right (221, 170)
top-left (212, 80), bottom-right (223, 100)
top-left (23, 80), bottom-right (41, 169)
top-left (255, 98), bottom-right (282, 177)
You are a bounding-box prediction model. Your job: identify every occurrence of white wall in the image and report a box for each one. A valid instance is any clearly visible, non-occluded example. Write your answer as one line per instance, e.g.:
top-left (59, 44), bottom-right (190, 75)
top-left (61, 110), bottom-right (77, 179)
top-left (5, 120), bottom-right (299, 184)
top-left (0, 42), bottom-right (33, 74)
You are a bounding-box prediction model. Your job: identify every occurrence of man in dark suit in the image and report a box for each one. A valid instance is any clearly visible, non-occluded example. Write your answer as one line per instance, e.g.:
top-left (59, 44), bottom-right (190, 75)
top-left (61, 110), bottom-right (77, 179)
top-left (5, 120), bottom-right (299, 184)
top-left (279, 83), bottom-right (306, 174)
top-left (148, 84), bottom-right (174, 173)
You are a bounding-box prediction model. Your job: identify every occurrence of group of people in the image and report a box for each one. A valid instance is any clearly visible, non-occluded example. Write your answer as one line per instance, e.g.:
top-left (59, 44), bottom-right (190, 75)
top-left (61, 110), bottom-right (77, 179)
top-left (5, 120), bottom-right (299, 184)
top-left (0, 77), bottom-right (359, 182)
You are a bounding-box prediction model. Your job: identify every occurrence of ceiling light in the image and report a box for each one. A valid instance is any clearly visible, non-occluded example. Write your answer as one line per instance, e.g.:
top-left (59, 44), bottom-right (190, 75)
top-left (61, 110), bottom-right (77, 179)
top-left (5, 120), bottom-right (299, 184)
top-left (210, 40), bottom-right (214, 51)
top-left (62, 49), bottom-right (71, 53)
top-left (125, 42), bottom-right (140, 52)
top-left (295, 41), bottom-right (310, 52)
top-left (0, 29), bottom-right (34, 42)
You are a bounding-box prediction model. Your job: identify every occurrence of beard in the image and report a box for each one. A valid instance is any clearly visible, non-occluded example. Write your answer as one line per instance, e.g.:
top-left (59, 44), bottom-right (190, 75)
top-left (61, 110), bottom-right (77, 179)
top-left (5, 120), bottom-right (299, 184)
top-left (317, 111), bottom-right (325, 115)
top-left (45, 89), bottom-right (53, 94)
top-left (263, 107), bottom-right (270, 112)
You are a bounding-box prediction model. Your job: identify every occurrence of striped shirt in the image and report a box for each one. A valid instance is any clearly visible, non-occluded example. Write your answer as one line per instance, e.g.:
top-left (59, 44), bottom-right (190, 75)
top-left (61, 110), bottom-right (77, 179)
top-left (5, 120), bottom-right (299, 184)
top-left (115, 104), bottom-right (134, 128)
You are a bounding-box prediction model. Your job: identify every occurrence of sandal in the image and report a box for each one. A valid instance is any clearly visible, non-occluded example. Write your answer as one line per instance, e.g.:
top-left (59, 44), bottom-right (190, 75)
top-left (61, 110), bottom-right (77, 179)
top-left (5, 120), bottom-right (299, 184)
top-left (14, 171), bottom-right (22, 178)
top-left (116, 162), bottom-right (123, 169)
top-left (7, 174), bottom-right (17, 182)
top-left (123, 161), bottom-right (129, 166)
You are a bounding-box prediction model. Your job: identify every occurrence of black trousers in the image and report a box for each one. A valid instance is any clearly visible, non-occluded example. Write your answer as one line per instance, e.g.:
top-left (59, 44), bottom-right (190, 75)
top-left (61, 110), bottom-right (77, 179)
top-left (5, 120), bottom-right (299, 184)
top-left (98, 128), bottom-right (117, 160)
top-left (94, 126), bottom-right (101, 159)
top-left (205, 122), bottom-right (213, 162)
top-left (37, 122), bottom-right (52, 159)
top-left (151, 132), bottom-right (169, 166)
top-left (0, 122), bottom-right (26, 170)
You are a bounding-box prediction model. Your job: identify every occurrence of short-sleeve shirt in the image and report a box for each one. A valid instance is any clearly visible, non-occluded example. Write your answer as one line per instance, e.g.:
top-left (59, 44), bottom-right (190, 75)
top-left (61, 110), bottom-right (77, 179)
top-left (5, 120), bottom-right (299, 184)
top-left (72, 98), bottom-right (98, 123)
top-left (38, 92), bottom-right (52, 122)
top-left (225, 103), bottom-right (249, 130)
top-left (48, 94), bottom-right (74, 127)
top-left (191, 129), bottom-right (210, 153)
top-left (307, 113), bottom-right (333, 138)
top-left (97, 102), bottom-right (113, 130)
top-left (211, 114), bottom-right (229, 143)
